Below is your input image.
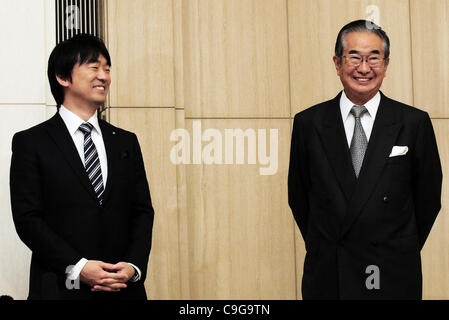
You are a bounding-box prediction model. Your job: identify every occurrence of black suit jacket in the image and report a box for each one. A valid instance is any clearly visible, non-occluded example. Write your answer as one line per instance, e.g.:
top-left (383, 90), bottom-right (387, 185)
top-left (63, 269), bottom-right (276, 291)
top-left (288, 91), bottom-right (442, 299)
top-left (10, 113), bottom-right (154, 300)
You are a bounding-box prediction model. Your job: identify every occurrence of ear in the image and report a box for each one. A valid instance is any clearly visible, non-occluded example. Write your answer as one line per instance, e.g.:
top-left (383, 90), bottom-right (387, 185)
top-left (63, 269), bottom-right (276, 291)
top-left (56, 75), bottom-right (71, 88)
top-left (332, 56), bottom-right (342, 76)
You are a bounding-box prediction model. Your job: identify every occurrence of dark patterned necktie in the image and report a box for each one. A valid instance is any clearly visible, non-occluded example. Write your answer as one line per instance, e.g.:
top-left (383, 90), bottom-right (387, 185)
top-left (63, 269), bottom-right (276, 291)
top-left (79, 123), bottom-right (104, 204)
top-left (350, 105), bottom-right (368, 178)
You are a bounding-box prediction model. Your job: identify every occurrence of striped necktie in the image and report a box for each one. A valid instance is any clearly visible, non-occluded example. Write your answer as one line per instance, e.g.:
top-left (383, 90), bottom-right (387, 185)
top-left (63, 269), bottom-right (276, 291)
top-left (350, 105), bottom-right (368, 178)
top-left (79, 122), bottom-right (104, 204)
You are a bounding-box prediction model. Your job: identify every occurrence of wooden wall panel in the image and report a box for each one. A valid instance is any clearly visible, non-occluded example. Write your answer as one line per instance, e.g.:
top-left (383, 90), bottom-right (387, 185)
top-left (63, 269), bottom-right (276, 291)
top-left (288, 0), bottom-right (413, 115)
top-left (174, 109), bottom-right (191, 299)
top-left (107, 0), bottom-right (175, 107)
top-left (422, 120), bottom-right (449, 299)
top-left (109, 108), bottom-right (183, 299)
top-left (173, 0), bottom-right (185, 109)
top-left (182, 119), bottom-right (296, 299)
top-left (410, 0), bottom-right (449, 117)
top-left (180, 0), bottom-right (290, 118)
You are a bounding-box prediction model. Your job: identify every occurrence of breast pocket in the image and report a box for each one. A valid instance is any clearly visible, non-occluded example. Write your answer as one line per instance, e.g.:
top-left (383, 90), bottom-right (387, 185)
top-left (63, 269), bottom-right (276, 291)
top-left (386, 154), bottom-right (411, 183)
top-left (386, 154), bottom-right (408, 164)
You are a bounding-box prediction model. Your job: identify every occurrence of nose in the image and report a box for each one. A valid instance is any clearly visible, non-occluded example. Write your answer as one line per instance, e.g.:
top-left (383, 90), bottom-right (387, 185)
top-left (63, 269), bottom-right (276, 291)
top-left (357, 59), bottom-right (371, 73)
top-left (97, 68), bottom-right (110, 81)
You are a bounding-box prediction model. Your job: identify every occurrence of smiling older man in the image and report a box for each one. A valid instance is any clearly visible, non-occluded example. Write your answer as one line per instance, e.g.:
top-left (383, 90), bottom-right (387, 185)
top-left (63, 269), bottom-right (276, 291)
top-left (288, 20), bottom-right (442, 299)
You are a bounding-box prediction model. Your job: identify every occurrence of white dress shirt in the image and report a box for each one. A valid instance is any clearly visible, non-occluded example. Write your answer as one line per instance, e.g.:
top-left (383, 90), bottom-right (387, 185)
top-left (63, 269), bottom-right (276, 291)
top-left (59, 105), bottom-right (108, 184)
top-left (59, 105), bottom-right (141, 282)
top-left (339, 90), bottom-right (380, 147)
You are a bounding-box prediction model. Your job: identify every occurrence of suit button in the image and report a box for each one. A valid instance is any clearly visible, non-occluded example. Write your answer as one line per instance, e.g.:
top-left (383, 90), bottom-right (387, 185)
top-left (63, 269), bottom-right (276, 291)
top-left (371, 241), bottom-right (378, 247)
top-left (338, 239), bottom-right (345, 246)
top-left (383, 196), bottom-right (389, 203)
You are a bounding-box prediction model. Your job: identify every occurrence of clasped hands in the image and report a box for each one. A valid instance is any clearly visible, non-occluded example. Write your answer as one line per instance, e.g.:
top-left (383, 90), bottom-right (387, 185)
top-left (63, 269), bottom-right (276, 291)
top-left (80, 260), bottom-right (135, 292)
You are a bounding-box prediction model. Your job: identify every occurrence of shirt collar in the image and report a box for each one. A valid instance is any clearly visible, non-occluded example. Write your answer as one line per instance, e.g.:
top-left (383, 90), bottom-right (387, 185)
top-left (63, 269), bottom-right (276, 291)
top-left (59, 105), bottom-right (102, 136)
top-left (340, 90), bottom-right (380, 121)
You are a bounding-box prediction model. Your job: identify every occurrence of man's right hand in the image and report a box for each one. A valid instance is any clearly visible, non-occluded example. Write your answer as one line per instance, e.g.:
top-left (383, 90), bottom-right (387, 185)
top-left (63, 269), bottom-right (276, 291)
top-left (80, 260), bottom-right (128, 292)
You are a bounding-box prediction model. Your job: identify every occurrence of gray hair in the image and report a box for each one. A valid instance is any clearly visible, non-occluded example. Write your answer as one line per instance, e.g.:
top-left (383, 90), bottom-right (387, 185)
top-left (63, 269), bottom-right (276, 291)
top-left (335, 20), bottom-right (390, 64)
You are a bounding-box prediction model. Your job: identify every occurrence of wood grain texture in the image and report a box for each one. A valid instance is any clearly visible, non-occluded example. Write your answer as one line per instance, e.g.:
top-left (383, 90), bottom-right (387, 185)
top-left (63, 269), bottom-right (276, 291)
top-left (173, 0), bottom-right (185, 109)
top-left (179, 0), bottom-right (290, 118)
top-left (107, 0), bottom-right (175, 107)
top-left (410, 0), bottom-right (449, 117)
top-left (182, 119), bottom-right (296, 299)
top-left (288, 0), bottom-right (413, 115)
top-left (173, 109), bottom-right (191, 299)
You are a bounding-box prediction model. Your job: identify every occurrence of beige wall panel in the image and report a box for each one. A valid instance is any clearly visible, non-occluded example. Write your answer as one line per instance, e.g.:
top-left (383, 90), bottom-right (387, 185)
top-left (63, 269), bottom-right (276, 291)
top-left (173, 0), bottom-right (185, 109)
top-left (107, 0), bottom-right (175, 107)
top-left (422, 120), bottom-right (449, 299)
top-left (410, 0), bottom-right (449, 117)
top-left (288, 0), bottom-right (413, 115)
top-left (182, 119), bottom-right (295, 299)
top-left (109, 108), bottom-right (183, 299)
top-left (173, 109), bottom-right (191, 298)
top-left (180, 0), bottom-right (290, 118)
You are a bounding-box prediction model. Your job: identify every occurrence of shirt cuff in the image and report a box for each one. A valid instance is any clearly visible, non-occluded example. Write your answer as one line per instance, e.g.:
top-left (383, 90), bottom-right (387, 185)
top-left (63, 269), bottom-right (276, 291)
top-left (66, 258), bottom-right (88, 280)
top-left (127, 262), bottom-right (141, 282)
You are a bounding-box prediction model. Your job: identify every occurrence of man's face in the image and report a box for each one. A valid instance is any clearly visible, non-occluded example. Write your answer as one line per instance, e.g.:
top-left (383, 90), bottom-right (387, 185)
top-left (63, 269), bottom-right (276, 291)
top-left (333, 31), bottom-right (389, 103)
top-left (62, 54), bottom-right (111, 108)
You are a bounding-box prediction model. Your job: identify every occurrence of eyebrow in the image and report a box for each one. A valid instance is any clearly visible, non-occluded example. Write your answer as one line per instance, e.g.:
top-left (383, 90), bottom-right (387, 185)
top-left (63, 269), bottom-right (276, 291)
top-left (348, 49), bottom-right (381, 55)
top-left (86, 58), bottom-right (111, 67)
top-left (87, 58), bottom-right (100, 64)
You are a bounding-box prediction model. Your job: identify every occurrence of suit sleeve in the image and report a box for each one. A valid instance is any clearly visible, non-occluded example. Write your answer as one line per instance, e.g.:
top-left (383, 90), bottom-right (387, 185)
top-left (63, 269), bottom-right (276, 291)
top-left (124, 133), bottom-right (154, 282)
top-left (412, 113), bottom-right (442, 248)
top-left (288, 114), bottom-right (310, 241)
top-left (10, 132), bottom-right (82, 277)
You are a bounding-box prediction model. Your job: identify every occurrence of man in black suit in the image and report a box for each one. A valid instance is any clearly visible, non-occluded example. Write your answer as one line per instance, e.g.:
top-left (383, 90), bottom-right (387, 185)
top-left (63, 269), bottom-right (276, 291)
top-left (288, 20), bottom-right (442, 299)
top-left (10, 34), bottom-right (154, 300)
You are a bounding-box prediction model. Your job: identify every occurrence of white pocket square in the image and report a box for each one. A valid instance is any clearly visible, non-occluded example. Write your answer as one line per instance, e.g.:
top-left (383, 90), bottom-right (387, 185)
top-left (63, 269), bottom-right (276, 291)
top-left (389, 146), bottom-right (408, 157)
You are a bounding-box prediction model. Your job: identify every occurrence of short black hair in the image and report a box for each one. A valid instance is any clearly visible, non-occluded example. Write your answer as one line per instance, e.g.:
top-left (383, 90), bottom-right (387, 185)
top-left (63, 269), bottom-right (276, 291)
top-left (47, 34), bottom-right (111, 107)
top-left (335, 20), bottom-right (390, 64)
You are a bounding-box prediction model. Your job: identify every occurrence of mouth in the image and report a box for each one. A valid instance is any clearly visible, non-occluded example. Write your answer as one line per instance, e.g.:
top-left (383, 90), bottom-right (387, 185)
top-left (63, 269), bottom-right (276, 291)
top-left (353, 76), bottom-right (373, 84)
top-left (93, 85), bottom-right (107, 92)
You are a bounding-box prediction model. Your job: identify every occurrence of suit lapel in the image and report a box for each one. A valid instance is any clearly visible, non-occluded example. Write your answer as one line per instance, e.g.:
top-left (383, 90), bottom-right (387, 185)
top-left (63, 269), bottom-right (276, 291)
top-left (45, 114), bottom-right (99, 204)
top-left (99, 119), bottom-right (116, 206)
top-left (315, 92), bottom-right (357, 206)
top-left (340, 92), bottom-right (402, 237)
